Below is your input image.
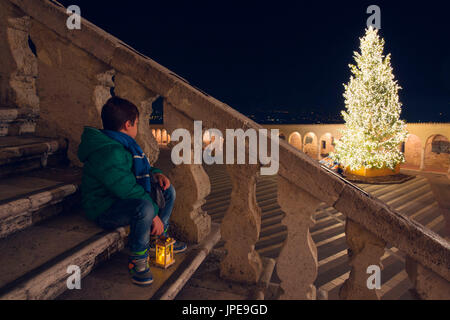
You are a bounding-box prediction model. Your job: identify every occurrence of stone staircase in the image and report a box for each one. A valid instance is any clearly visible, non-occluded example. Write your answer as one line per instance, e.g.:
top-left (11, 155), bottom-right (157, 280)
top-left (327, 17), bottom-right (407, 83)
top-left (1, 0), bottom-right (448, 300)
top-left (0, 134), bottom-right (123, 299)
top-left (176, 164), bottom-right (447, 300)
top-left (0, 134), bottom-right (222, 300)
top-left (0, 107), bottom-right (38, 137)
top-left (0, 134), bottom-right (445, 300)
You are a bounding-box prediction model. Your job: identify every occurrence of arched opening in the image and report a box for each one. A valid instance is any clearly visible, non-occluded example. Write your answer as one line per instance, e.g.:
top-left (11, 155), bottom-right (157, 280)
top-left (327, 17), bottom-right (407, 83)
top-left (288, 132), bottom-right (302, 150)
top-left (203, 129), bottom-right (215, 148)
top-left (319, 133), bottom-right (334, 159)
top-left (155, 129), bottom-right (162, 144)
top-left (279, 132), bottom-right (286, 141)
top-left (161, 129), bottom-right (168, 144)
top-left (151, 129), bottom-right (156, 138)
top-left (403, 134), bottom-right (421, 169)
top-left (424, 134), bottom-right (450, 172)
top-left (303, 132), bottom-right (318, 159)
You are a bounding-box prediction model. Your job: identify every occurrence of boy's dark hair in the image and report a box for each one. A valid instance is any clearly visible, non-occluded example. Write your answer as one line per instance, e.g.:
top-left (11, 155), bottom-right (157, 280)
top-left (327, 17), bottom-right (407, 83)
top-left (101, 97), bottom-right (139, 131)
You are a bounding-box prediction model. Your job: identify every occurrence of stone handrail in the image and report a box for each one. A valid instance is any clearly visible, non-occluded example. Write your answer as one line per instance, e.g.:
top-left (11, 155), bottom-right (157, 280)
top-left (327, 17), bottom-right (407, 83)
top-left (7, 0), bottom-right (449, 299)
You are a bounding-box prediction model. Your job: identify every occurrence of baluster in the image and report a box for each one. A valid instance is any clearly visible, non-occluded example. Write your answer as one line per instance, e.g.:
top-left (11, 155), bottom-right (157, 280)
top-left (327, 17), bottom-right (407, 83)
top-left (166, 162), bottom-right (211, 243)
top-left (220, 164), bottom-right (263, 283)
top-left (339, 218), bottom-right (386, 300)
top-left (0, 6), bottom-right (39, 136)
top-left (163, 101), bottom-right (211, 243)
top-left (405, 256), bottom-right (450, 300)
top-left (276, 175), bottom-right (321, 299)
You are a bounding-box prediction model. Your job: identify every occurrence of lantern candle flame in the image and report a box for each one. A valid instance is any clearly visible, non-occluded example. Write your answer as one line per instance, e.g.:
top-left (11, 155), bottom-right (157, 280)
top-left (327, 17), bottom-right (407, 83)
top-left (154, 236), bottom-right (175, 269)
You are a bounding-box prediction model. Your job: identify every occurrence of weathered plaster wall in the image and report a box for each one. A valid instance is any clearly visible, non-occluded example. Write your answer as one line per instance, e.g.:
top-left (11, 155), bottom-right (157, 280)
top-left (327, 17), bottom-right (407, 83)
top-left (404, 134), bottom-right (422, 168)
top-left (29, 20), bottom-right (160, 166)
top-left (424, 135), bottom-right (450, 172)
top-left (303, 132), bottom-right (317, 158)
top-left (288, 132), bottom-right (302, 150)
top-left (264, 123), bottom-right (450, 173)
top-left (30, 20), bottom-right (107, 166)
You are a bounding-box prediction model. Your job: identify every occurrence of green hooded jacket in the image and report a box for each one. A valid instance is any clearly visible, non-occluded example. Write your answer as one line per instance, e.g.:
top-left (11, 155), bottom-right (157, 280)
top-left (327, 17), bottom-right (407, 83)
top-left (77, 126), bottom-right (162, 221)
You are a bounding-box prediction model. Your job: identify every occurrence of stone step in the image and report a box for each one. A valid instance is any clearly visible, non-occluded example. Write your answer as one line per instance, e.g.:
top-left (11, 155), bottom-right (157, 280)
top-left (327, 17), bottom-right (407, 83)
top-left (207, 199), bottom-right (281, 218)
top-left (0, 208), bottom-right (128, 299)
top-left (0, 107), bottom-right (39, 137)
top-left (311, 216), bottom-right (343, 233)
top-left (364, 178), bottom-right (427, 203)
top-left (0, 136), bottom-right (68, 179)
top-left (256, 242), bottom-right (284, 259)
top-left (204, 165), bottom-right (444, 300)
top-left (312, 224), bottom-right (345, 243)
top-left (381, 271), bottom-right (416, 300)
top-left (395, 191), bottom-right (435, 214)
top-left (207, 179), bottom-right (275, 199)
top-left (202, 165), bottom-right (431, 300)
top-left (203, 184), bottom-right (277, 211)
top-left (203, 195), bottom-right (231, 208)
top-left (314, 182), bottom-right (441, 300)
top-left (311, 223), bottom-right (343, 240)
top-left (255, 231), bottom-right (287, 251)
top-left (315, 232), bottom-right (345, 248)
top-left (315, 209), bottom-right (345, 224)
top-left (207, 187), bottom-right (232, 200)
top-left (0, 166), bottom-right (82, 239)
top-left (259, 224), bottom-right (287, 239)
top-left (317, 236), bottom-right (348, 262)
top-left (210, 210), bottom-right (285, 231)
top-left (317, 248), bottom-right (414, 300)
top-left (310, 178), bottom-right (435, 240)
top-left (58, 223), bottom-right (221, 300)
top-left (261, 212), bottom-right (284, 228)
top-left (175, 249), bottom-right (276, 300)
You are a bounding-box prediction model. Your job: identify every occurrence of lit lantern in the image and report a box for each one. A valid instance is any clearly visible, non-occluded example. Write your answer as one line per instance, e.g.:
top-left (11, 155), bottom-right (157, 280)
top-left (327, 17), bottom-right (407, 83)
top-left (155, 236), bottom-right (175, 269)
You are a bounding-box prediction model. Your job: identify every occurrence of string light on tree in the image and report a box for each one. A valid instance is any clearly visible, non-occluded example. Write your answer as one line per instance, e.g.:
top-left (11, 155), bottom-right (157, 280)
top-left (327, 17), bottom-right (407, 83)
top-left (330, 27), bottom-right (408, 172)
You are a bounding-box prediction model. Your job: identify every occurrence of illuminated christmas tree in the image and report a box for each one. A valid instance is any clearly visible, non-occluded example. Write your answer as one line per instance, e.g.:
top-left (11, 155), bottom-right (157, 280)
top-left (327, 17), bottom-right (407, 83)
top-left (331, 27), bottom-right (408, 171)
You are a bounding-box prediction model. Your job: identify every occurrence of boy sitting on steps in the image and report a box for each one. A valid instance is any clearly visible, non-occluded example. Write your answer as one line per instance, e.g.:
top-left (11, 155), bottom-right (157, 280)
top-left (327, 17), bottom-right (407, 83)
top-left (77, 96), bottom-right (186, 286)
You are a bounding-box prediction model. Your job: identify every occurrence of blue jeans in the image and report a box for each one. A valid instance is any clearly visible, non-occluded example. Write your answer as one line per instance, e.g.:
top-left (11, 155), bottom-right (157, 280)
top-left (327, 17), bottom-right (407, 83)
top-left (96, 185), bottom-right (176, 253)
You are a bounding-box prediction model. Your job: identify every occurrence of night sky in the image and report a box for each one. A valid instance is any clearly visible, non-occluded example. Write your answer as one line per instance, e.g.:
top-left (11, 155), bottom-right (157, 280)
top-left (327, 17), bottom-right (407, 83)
top-left (58, 0), bottom-right (450, 123)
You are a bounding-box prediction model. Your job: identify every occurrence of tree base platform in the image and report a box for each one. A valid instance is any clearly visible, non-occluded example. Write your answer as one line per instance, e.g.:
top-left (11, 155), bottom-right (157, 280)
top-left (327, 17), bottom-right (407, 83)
top-left (342, 172), bottom-right (415, 185)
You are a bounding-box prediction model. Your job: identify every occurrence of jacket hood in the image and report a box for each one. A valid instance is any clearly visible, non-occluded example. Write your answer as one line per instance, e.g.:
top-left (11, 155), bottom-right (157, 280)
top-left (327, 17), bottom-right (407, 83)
top-left (77, 126), bottom-right (121, 163)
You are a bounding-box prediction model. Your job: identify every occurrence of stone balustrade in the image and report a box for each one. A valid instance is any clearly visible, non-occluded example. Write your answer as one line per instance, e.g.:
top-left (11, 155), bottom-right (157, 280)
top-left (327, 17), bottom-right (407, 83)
top-left (1, 0), bottom-right (449, 300)
top-left (0, 1), bottom-right (39, 136)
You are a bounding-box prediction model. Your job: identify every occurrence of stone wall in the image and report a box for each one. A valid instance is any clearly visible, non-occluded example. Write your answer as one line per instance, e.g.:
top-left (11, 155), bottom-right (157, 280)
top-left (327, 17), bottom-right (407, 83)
top-left (265, 123), bottom-right (450, 173)
top-left (303, 133), bottom-right (318, 158)
top-left (319, 133), bottom-right (334, 158)
top-left (424, 135), bottom-right (450, 172)
top-left (28, 20), bottom-right (159, 166)
top-left (30, 19), bottom-right (107, 166)
top-left (0, 0), bottom-right (39, 135)
top-left (288, 132), bottom-right (302, 150)
top-left (404, 134), bottom-right (422, 168)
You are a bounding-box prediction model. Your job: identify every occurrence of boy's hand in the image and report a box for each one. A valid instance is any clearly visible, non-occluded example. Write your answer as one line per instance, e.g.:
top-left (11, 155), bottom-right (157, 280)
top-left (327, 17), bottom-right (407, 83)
top-left (154, 173), bottom-right (170, 190)
top-left (151, 216), bottom-right (164, 236)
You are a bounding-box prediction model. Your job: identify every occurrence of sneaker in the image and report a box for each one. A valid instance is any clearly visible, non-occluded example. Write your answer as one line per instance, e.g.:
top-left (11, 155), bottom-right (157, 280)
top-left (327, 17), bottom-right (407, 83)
top-left (128, 251), bottom-right (154, 286)
top-left (172, 238), bottom-right (187, 254)
top-left (148, 234), bottom-right (187, 254)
